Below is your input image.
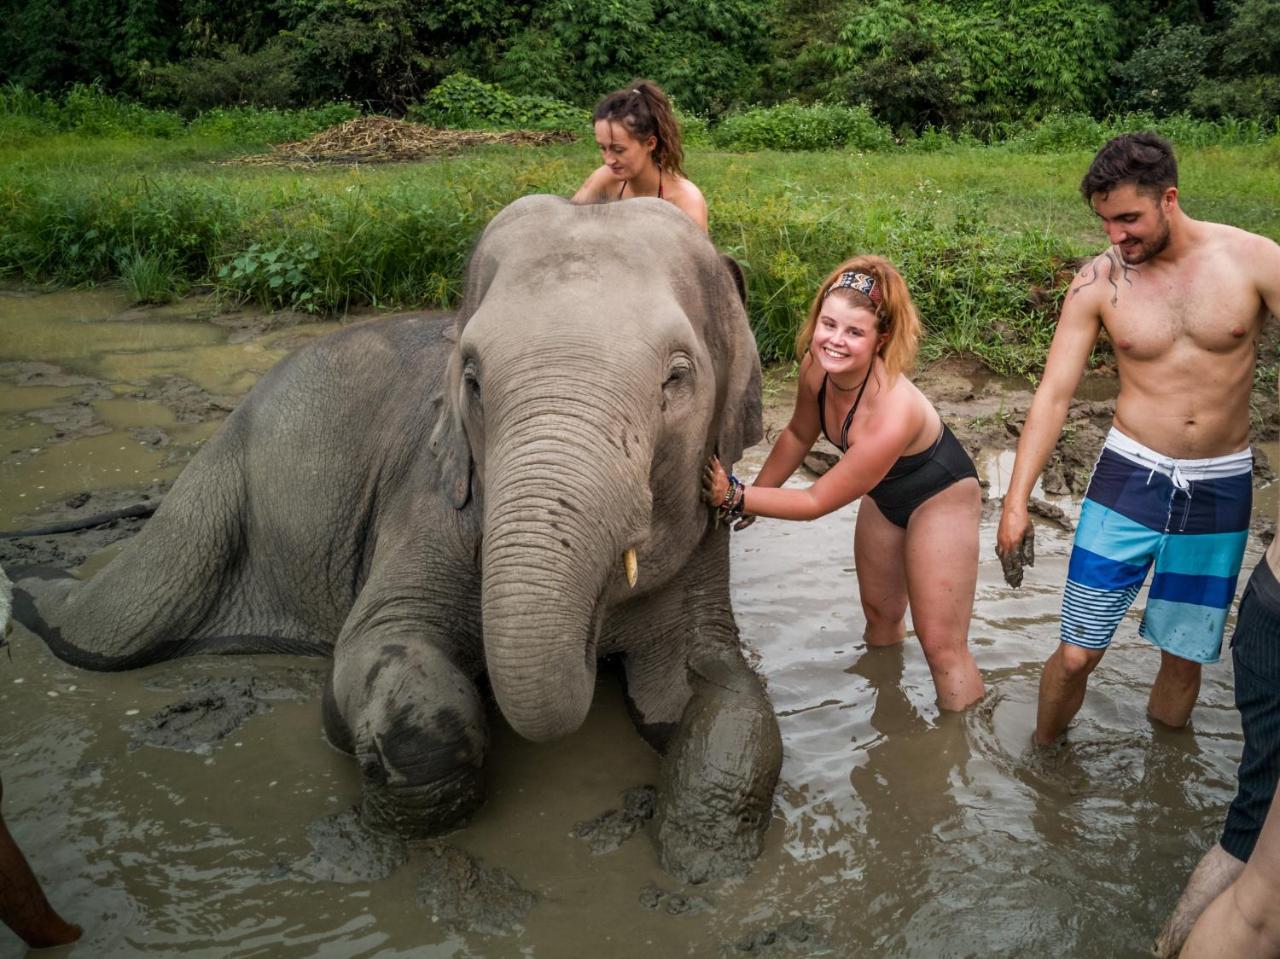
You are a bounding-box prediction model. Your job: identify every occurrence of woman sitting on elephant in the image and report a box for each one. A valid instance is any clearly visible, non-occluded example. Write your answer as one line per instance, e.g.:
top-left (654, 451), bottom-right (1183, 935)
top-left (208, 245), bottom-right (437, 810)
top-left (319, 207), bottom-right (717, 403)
top-left (571, 80), bottom-right (708, 232)
top-left (703, 255), bottom-right (986, 711)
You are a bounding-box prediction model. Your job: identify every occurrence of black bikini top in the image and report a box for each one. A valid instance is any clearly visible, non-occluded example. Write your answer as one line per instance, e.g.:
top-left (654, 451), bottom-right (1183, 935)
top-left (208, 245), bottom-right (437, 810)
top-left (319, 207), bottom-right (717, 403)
top-left (816, 363), bottom-right (874, 452)
top-left (618, 168), bottom-right (664, 200)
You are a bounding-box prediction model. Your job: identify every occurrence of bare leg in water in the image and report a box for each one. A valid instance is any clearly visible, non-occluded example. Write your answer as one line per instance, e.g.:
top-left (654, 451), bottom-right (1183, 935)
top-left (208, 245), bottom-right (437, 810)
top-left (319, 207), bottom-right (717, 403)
top-left (0, 773), bottom-right (81, 949)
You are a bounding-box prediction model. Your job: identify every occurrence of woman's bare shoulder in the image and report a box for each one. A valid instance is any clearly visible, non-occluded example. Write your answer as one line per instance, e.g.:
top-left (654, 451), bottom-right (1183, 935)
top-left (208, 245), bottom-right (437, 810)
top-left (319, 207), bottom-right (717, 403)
top-left (666, 174), bottom-right (708, 230)
top-left (572, 165), bottom-right (617, 204)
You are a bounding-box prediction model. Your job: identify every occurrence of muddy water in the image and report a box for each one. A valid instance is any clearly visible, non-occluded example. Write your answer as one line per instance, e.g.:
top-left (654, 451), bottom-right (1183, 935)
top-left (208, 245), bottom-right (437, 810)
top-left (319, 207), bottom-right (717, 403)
top-left (0, 291), bottom-right (1271, 958)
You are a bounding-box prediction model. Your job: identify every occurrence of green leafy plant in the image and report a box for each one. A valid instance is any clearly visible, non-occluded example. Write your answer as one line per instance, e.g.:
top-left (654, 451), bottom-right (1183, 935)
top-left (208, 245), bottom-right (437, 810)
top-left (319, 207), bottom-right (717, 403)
top-left (409, 73), bottom-right (588, 132)
top-left (711, 102), bottom-right (893, 151)
top-left (217, 241), bottom-right (321, 311)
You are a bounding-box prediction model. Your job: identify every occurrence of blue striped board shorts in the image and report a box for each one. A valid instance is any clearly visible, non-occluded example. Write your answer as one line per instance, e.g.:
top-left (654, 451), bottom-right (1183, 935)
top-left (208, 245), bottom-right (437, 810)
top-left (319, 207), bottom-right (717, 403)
top-left (1061, 428), bottom-right (1252, 664)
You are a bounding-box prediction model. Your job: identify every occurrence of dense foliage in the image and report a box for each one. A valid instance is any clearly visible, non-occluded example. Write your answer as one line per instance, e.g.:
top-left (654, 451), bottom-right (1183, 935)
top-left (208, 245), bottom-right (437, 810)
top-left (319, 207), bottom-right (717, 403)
top-left (2, 91), bottom-right (1277, 372)
top-left (1, 0), bottom-right (1277, 129)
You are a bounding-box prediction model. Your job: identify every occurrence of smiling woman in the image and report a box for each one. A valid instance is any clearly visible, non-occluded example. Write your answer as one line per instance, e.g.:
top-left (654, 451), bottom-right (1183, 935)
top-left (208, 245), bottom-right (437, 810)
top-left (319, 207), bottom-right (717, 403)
top-left (703, 255), bottom-right (986, 711)
top-left (570, 80), bottom-right (708, 232)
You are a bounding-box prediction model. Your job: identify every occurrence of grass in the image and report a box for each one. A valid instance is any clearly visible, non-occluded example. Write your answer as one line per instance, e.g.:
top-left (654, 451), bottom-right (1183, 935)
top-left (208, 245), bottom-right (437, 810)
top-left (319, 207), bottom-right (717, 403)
top-left (2, 109), bottom-right (1278, 377)
top-left (118, 249), bottom-right (177, 304)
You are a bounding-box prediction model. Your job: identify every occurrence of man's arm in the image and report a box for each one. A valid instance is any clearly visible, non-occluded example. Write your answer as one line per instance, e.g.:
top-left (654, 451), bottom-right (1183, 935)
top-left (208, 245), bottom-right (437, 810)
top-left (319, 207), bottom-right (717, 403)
top-left (1249, 232), bottom-right (1280, 323)
top-left (995, 262), bottom-right (1104, 564)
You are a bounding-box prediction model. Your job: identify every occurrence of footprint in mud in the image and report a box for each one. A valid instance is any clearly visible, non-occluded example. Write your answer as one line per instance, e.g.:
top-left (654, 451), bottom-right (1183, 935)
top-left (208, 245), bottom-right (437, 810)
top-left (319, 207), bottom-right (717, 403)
top-left (571, 784), bottom-right (656, 854)
top-left (289, 807), bottom-right (408, 884)
top-left (416, 843), bottom-right (539, 936)
top-left (128, 672), bottom-right (320, 754)
top-left (639, 882), bottom-right (713, 916)
top-left (727, 918), bottom-right (830, 956)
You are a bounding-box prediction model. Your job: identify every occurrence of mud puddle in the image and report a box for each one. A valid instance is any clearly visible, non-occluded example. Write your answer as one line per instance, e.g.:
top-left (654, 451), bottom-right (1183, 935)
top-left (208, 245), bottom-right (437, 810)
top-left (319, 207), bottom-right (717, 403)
top-left (1, 290), bottom-right (1276, 957)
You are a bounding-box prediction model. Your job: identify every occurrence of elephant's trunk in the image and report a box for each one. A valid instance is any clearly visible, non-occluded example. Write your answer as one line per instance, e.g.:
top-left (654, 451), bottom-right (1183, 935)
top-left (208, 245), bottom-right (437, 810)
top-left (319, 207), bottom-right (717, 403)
top-left (481, 409), bottom-right (652, 743)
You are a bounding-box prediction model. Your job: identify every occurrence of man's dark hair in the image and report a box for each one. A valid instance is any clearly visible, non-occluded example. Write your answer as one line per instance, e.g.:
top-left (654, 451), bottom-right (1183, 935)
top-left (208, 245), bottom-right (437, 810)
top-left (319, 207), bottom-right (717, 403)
top-left (1080, 132), bottom-right (1178, 202)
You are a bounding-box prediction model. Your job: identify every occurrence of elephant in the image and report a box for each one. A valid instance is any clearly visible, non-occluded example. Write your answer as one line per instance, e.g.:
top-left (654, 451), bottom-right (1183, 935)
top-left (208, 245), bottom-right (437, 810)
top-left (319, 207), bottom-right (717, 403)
top-left (10, 195), bottom-right (783, 883)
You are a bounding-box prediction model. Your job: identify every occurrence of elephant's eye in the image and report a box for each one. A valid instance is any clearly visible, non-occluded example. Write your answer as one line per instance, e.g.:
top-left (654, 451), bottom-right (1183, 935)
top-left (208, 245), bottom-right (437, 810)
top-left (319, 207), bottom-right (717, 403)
top-left (463, 360), bottom-right (481, 400)
top-left (662, 355), bottom-right (693, 394)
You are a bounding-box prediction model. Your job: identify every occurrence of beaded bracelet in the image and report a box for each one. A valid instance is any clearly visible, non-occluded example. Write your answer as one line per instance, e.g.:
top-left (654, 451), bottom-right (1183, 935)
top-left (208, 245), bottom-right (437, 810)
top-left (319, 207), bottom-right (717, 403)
top-left (718, 473), bottom-right (746, 520)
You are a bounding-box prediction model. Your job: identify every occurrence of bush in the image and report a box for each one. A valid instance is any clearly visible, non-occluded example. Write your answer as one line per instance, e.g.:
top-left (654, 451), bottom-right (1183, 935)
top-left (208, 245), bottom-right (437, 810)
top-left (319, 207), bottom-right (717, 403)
top-left (1004, 111), bottom-right (1278, 153)
top-left (711, 102), bottom-right (893, 151)
top-left (1112, 22), bottom-right (1209, 116)
top-left (0, 83), bottom-right (186, 138)
top-left (1188, 76), bottom-right (1280, 122)
top-left (409, 73), bottom-right (588, 132)
top-left (186, 104), bottom-right (361, 145)
top-left (145, 41), bottom-right (303, 115)
top-left (827, 0), bottom-right (1122, 133)
top-left (58, 84), bottom-right (185, 138)
top-left (1006, 113), bottom-right (1108, 153)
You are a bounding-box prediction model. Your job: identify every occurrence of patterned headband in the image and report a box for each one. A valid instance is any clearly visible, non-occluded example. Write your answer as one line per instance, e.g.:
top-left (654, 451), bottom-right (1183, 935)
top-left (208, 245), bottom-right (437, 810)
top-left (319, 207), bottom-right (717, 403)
top-left (828, 271), bottom-right (882, 305)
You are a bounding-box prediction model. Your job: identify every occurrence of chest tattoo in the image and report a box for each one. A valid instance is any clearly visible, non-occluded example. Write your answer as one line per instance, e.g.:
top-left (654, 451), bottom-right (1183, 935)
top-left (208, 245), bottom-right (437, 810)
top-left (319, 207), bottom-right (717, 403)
top-left (1070, 250), bottom-right (1138, 306)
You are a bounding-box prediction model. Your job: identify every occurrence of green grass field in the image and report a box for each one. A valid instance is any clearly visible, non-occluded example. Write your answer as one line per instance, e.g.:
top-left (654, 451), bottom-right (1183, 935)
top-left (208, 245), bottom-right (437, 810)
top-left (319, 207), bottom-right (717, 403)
top-left (3, 123), bottom-right (1278, 376)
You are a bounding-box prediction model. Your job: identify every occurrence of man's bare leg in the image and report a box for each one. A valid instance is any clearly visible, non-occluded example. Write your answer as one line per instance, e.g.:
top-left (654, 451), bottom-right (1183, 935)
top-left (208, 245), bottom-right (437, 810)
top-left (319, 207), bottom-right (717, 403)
top-left (1148, 650), bottom-right (1202, 728)
top-left (1178, 791), bottom-right (1280, 959)
top-left (1035, 643), bottom-right (1106, 746)
top-left (1155, 843), bottom-right (1246, 957)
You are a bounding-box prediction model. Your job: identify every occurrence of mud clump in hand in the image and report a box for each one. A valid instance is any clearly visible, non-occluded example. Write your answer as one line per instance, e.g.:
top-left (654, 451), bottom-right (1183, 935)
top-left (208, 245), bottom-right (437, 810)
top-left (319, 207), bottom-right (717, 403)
top-left (1000, 525), bottom-right (1035, 589)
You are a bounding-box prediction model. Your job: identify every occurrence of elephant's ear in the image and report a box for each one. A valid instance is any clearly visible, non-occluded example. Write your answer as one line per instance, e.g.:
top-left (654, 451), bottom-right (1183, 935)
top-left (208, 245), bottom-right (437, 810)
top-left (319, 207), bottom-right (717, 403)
top-left (428, 326), bottom-right (473, 510)
top-left (714, 255), bottom-right (764, 465)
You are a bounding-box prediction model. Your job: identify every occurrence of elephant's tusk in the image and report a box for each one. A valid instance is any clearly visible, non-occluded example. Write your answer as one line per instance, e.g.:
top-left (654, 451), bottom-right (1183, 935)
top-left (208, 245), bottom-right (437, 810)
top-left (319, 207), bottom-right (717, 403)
top-left (624, 548), bottom-right (638, 588)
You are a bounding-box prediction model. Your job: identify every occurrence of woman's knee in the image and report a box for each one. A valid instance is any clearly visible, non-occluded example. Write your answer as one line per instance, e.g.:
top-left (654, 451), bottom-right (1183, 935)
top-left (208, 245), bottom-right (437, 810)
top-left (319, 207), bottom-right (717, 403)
top-left (862, 593), bottom-right (907, 628)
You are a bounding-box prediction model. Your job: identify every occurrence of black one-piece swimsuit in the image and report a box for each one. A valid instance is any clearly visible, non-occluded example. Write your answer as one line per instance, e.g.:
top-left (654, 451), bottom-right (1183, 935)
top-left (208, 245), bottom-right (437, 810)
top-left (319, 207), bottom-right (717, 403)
top-left (817, 372), bottom-right (978, 528)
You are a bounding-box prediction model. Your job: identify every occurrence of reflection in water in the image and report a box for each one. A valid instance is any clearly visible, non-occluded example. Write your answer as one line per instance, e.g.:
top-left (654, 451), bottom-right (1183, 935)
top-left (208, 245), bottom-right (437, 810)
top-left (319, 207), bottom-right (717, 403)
top-left (0, 291), bottom-right (1269, 957)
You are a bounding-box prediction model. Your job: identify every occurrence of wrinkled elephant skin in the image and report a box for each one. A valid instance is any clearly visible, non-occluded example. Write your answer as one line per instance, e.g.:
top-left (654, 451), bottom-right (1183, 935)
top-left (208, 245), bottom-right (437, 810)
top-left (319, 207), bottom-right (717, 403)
top-left (11, 196), bottom-right (782, 882)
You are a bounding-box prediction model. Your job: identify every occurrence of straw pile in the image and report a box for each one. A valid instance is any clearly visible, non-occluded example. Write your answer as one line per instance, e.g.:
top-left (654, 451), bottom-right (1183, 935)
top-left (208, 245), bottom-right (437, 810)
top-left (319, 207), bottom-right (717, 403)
top-left (236, 116), bottom-right (575, 166)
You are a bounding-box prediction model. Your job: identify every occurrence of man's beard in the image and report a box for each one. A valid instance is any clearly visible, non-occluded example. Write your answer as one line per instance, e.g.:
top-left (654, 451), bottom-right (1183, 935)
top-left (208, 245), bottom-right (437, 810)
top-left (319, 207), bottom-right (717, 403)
top-left (1119, 211), bottom-right (1171, 264)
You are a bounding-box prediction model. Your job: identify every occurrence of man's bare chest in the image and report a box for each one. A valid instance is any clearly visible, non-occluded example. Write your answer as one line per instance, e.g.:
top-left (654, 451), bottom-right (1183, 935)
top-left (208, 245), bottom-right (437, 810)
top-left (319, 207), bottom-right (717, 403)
top-left (1098, 262), bottom-right (1260, 360)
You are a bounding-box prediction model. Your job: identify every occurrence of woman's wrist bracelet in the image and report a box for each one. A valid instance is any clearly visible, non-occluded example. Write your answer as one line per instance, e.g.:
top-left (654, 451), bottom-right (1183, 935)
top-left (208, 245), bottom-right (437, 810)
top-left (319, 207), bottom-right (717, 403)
top-left (718, 474), bottom-right (748, 519)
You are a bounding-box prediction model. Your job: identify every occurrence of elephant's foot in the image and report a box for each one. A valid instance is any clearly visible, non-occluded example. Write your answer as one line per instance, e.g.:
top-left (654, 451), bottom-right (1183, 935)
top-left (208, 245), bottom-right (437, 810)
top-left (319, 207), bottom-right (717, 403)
top-left (325, 637), bottom-right (488, 839)
top-left (652, 656), bottom-right (782, 884)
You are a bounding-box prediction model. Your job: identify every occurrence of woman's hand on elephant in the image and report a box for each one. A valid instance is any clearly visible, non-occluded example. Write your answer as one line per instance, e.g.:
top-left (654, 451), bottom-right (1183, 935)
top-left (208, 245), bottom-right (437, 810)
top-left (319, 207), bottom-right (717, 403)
top-left (702, 456), bottom-right (730, 508)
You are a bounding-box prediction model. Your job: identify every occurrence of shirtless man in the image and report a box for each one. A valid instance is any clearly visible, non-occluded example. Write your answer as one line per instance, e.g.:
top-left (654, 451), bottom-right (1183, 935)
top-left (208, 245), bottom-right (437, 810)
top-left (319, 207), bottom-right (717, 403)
top-left (996, 132), bottom-right (1280, 746)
